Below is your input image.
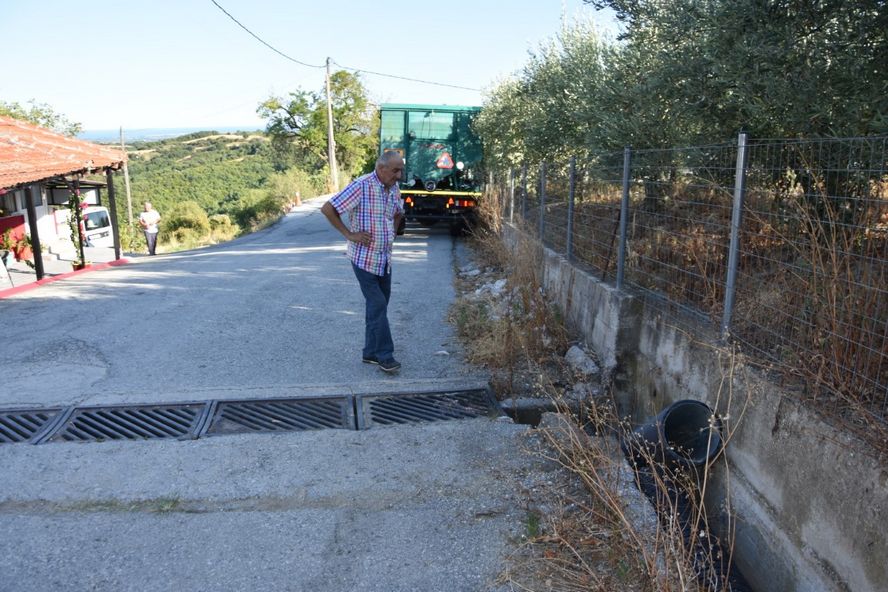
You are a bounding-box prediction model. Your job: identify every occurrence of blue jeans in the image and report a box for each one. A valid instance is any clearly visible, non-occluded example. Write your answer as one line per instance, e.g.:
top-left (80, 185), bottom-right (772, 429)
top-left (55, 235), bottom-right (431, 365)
top-left (352, 263), bottom-right (394, 362)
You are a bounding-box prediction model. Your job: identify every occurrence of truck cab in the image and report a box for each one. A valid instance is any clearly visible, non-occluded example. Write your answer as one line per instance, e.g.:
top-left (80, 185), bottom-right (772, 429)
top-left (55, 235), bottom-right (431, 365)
top-left (379, 104), bottom-right (482, 236)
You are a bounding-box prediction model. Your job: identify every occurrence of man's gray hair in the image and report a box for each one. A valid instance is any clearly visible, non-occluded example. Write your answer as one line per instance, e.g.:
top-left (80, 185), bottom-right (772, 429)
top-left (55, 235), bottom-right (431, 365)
top-left (376, 150), bottom-right (404, 167)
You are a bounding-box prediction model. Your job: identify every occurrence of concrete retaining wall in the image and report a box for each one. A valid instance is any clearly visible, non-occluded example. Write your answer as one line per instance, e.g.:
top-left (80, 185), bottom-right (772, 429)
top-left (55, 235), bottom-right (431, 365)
top-left (512, 227), bottom-right (888, 592)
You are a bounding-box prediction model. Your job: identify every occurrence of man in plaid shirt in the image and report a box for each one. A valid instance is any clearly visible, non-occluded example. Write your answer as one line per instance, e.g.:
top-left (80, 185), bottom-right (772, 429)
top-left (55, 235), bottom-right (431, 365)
top-left (321, 151), bottom-right (405, 373)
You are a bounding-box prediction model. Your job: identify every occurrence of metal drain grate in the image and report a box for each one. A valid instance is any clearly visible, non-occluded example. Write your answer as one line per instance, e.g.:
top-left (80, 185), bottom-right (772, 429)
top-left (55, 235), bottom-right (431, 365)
top-left (0, 388), bottom-right (499, 444)
top-left (48, 404), bottom-right (206, 443)
top-left (0, 409), bottom-right (61, 444)
top-left (202, 397), bottom-right (353, 436)
top-left (357, 389), bottom-right (500, 429)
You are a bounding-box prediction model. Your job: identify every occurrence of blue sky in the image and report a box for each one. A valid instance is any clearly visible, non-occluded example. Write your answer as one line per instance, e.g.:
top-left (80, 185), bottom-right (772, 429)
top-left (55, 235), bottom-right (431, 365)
top-left (1, 1), bottom-right (617, 131)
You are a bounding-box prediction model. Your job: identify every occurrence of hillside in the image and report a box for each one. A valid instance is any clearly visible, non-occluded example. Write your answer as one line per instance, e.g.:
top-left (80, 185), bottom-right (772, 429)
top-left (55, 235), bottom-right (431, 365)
top-left (124, 131), bottom-right (277, 218)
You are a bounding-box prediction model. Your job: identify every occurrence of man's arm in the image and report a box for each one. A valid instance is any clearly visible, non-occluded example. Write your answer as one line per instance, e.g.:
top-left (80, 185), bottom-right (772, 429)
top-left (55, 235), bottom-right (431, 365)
top-left (321, 202), bottom-right (371, 246)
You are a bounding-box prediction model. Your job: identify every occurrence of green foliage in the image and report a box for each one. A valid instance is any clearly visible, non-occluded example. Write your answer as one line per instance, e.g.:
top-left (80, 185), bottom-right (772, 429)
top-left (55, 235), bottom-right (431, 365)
top-left (208, 213), bottom-right (233, 229)
top-left (477, 20), bottom-right (610, 166)
top-left (480, 2), bottom-right (888, 161)
top-left (0, 229), bottom-right (18, 251)
top-left (67, 196), bottom-right (86, 267)
top-left (235, 192), bottom-right (282, 230)
top-left (162, 200), bottom-right (211, 237)
top-left (116, 221), bottom-right (142, 253)
top-left (116, 130), bottom-right (331, 252)
top-left (0, 99), bottom-right (82, 136)
top-left (264, 167), bottom-right (326, 202)
top-left (594, 0), bottom-right (888, 140)
top-left (257, 71), bottom-right (378, 181)
top-left (209, 214), bottom-right (238, 242)
top-left (125, 132), bottom-right (275, 219)
top-left (0, 229), bottom-right (35, 268)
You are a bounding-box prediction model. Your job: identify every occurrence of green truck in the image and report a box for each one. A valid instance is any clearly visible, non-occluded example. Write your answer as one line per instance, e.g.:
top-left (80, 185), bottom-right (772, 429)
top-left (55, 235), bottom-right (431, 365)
top-left (379, 104), bottom-right (482, 235)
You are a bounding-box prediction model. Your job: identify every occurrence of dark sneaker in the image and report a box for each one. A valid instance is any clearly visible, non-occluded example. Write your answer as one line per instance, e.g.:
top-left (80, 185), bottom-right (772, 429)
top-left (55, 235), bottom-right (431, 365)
top-left (362, 356), bottom-right (379, 365)
top-left (378, 359), bottom-right (401, 373)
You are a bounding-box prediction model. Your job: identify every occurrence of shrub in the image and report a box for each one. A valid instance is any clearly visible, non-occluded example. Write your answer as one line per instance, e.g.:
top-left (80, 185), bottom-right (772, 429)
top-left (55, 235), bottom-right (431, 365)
top-left (266, 168), bottom-right (325, 201)
top-left (209, 213), bottom-right (238, 241)
top-left (162, 201), bottom-right (211, 239)
top-left (116, 222), bottom-right (142, 252)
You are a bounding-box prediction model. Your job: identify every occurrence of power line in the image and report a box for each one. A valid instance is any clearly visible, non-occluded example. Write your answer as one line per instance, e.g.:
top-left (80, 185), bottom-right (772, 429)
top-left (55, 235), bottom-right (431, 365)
top-left (210, 1), bottom-right (481, 92)
top-left (210, 0), bottom-right (324, 69)
top-left (330, 60), bottom-right (480, 92)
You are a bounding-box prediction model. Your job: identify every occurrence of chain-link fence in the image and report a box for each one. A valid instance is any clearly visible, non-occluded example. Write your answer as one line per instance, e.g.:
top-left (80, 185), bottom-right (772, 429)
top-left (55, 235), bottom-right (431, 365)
top-left (491, 135), bottom-right (888, 442)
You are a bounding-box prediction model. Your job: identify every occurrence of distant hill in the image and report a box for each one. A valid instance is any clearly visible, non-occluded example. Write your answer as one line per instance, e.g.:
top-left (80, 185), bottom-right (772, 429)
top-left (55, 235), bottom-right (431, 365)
top-left (122, 130), bottom-right (277, 218)
top-left (79, 126), bottom-right (263, 144)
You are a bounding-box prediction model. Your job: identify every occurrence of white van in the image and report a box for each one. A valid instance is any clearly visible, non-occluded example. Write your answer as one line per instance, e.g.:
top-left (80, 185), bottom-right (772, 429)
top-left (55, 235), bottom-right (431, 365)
top-left (82, 206), bottom-right (114, 248)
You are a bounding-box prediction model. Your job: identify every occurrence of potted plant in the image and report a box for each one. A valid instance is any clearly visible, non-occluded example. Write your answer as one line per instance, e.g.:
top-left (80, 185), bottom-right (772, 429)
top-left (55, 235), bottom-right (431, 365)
top-left (13, 233), bottom-right (32, 261)
top-left (0, 229), bottom-right (34, 267)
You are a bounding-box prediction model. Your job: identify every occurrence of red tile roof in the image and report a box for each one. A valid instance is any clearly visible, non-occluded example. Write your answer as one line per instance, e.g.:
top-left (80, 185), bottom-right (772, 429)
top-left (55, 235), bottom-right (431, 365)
top-left (0, 116), bottom-right (126, 190)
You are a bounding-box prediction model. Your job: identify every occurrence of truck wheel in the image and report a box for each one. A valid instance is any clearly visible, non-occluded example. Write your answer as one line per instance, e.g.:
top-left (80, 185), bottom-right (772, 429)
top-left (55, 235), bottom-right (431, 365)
top-left (449, 222), bottom-right (466, 237)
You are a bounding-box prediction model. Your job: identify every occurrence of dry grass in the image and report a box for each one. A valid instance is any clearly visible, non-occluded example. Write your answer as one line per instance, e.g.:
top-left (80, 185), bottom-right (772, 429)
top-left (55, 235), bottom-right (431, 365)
top-left (492, 367), bottom-right (749, 592)
top-left (450, 196), bottom-right (572, 399)
top-left (731, 187), bottom-right (888, 456)
top-left (505, 163), bottom-right (888, 459)
top-left (452, 187), bottom-right (750, 591)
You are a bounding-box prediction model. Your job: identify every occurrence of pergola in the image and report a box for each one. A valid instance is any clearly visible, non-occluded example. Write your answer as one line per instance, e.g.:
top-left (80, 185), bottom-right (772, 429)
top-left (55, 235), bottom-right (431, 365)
top-left (0, 116), bottom-right (127, 279)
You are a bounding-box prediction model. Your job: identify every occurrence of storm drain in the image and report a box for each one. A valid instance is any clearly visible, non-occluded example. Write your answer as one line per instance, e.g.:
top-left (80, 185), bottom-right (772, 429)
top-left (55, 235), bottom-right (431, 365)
top-left (0, 409), bottom-right (61, 444)
top-left (202, 397), bottom-right (353, 436)
top-left (0, 389), bottom-right (501, 445)
top-left (357, 389), bottom-right (500, 429)
top-left (47, 403), bottom-right (207, 443)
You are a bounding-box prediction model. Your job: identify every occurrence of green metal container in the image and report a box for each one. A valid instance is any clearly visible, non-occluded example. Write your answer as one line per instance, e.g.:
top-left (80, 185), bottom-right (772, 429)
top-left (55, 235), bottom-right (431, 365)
top-left (379, 104), bottom-right (482, 192)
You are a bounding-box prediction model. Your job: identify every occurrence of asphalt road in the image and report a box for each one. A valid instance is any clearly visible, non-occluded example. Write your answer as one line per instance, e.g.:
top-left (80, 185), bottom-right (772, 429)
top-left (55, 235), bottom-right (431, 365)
top-left (1, 198), bottom-right (486, 407)
top-left (0, 200), bottom-right (550, 592)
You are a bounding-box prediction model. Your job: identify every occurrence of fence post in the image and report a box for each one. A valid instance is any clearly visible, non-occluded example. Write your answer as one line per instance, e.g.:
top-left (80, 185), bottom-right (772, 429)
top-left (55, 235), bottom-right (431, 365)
top-left (566, 156), bottom-right (576, 261)
top-left (721, 132), bottom-right (749, 340)
top-left (616, 146), bottom-right (632, 290)
top-left (538, 162), bottom-right (546, 239)
top-left (509, 168), bottom-right (515, 224)
top-left (521, 164), bottom-right (528, 221)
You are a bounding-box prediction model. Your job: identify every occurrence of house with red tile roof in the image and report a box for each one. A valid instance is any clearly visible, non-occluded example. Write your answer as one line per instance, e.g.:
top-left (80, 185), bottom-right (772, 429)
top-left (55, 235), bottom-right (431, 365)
top-left (0, 115), bottom-right (127, 279)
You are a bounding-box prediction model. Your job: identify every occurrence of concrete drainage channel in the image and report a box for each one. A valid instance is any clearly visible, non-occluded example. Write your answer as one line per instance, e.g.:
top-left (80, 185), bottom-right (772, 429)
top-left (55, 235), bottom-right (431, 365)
top-left (0, 389), bottom-right (502, 445)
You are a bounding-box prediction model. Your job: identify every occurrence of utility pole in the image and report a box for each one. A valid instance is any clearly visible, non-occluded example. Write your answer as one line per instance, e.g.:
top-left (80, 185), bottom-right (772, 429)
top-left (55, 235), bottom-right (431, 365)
top-left (325, 57), bottom-right (340, 193)
top-left (119, 126), bottom-right (133, 227)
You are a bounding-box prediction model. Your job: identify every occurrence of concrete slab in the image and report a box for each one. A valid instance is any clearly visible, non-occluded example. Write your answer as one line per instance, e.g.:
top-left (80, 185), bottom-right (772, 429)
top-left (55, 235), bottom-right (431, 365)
top-left (0, 419), bottom-right (548, 592)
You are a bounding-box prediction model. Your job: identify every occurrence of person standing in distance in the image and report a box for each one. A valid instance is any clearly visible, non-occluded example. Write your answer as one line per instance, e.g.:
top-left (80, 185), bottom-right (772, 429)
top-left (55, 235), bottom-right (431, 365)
top-left (321, 152), bottom-right (405, 373)
top-left (138, 201), bottom-right (161, 255)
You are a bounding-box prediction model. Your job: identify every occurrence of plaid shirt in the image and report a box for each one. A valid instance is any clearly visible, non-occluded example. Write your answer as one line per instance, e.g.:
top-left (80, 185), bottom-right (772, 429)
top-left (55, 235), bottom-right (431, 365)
top-left (328, 171), bottom-right (403, 276)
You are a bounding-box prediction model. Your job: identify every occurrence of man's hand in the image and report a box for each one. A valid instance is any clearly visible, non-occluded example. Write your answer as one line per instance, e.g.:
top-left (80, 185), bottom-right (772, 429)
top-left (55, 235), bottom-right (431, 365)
top-left (348, 231), bottom-right (372, 246)
top-left (322, 201), bottom-right (371, 246)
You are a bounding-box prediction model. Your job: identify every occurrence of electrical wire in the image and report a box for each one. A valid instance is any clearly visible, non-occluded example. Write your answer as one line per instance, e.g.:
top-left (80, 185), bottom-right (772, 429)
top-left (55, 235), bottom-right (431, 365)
top-left (211, 1), bottom-right (480, 92)
top-left (330, 60), bottom-right (480, 92)
top-left (210, 0), bottom-right (324, 69)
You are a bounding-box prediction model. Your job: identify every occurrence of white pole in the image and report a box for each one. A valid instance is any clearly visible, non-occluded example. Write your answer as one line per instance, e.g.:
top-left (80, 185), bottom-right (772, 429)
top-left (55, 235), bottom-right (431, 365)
top-left (325, 57), bottom-right (340, 192)
top-left (119, 126), bottom-right (133, 227)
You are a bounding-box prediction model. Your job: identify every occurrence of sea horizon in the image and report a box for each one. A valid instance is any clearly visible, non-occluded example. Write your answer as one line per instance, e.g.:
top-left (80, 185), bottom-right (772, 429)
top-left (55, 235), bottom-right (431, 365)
top-left (78, 125), bottom-right (263, 144)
